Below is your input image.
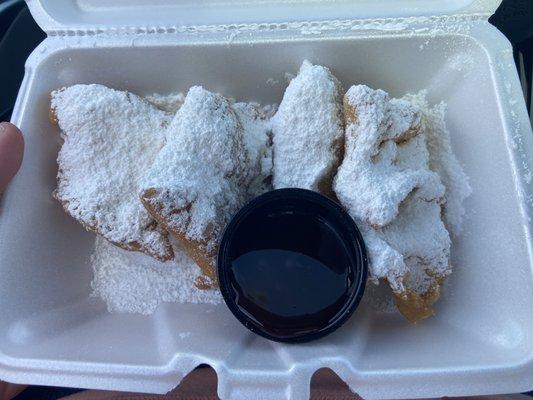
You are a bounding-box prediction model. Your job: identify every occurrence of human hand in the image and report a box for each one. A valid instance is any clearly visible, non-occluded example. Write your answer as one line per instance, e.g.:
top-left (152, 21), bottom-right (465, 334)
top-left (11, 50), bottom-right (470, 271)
top-left (0, 382), bottom-right (25, 400)
top-left (0, 122), bottom-right (24, 400)
top-left (0, 122), bottom-right (24, 194)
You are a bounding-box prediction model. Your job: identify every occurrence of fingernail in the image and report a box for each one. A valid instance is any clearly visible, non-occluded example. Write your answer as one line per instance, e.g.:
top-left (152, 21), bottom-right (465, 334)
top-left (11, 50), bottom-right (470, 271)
top-left (0, 122), bottom-right (8, 136)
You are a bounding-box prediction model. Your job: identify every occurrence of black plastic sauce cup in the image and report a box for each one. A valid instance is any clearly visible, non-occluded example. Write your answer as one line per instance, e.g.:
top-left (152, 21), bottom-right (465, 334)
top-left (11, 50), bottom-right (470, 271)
top-left (218, 188), bottom-right (368, 343)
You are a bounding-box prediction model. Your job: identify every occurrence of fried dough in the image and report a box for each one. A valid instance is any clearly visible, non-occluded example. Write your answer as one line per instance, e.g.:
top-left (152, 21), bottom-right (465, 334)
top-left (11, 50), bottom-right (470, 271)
top-left (334, 85), bottom-right (450, 322)
top-left (140, 86), bottom-right (270, 287)
top-left (51, 84), bottom-right (173, 261)
top-left (272, 60), bottom-right (344, 195)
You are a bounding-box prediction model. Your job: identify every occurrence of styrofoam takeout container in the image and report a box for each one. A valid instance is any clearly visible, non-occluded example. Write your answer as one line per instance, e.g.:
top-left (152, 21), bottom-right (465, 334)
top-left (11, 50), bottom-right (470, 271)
top-left (1, 0), bottom-right (533, 398)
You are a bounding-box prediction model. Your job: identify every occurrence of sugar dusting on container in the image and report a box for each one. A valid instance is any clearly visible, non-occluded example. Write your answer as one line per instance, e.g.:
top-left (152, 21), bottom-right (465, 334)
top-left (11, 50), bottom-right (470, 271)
top-left (91, 236), bottom-right (222, 314)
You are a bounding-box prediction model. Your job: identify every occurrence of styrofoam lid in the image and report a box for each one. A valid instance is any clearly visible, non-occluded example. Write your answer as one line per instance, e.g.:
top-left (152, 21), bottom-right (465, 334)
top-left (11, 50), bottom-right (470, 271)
top-left (27, 0), bottom-right (501, 33)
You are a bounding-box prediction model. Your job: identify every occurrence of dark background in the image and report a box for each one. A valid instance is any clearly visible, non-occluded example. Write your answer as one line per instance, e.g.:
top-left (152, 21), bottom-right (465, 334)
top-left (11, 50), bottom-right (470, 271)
top-left (0, 0), bottom-right (531, 399)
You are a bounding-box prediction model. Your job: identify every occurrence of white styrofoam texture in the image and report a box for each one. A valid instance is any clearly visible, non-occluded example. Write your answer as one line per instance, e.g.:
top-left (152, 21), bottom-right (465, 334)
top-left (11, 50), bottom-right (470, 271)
top-left (26, 0), bottom-right (502, 33)
top-left (1, 14), bottom-right (533, 400)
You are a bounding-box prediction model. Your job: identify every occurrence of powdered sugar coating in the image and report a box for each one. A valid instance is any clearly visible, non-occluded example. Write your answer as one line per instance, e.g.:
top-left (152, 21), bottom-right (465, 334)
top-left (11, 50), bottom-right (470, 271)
top-left (91, 237), bottom-right (221, 314)
top-left (334, 85), bottom-right (444, 228)
top-left (406, 92), bottom-right (472, 236)
top-left (51, 84), bottom-right (173, 261)
top-left (382, 134), bottom-right (450, 288)
top-left (233, 102), bottom-right (273, 196)
top-left (138, 87), bottom-right (273, 286)
top-left (334, 85), bottom-right (455, 295)
top-left (272, 60), bottom-right (344, 193)
top-left (358, 225), bottom-right (406, 290)
top-left (140, 86), bottom-right (248, 247)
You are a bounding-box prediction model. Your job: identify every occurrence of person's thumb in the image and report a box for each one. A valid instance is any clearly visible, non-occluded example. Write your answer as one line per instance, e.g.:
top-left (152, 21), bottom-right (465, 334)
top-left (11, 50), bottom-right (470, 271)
top-left (0, 122), bottom-right (24, 194)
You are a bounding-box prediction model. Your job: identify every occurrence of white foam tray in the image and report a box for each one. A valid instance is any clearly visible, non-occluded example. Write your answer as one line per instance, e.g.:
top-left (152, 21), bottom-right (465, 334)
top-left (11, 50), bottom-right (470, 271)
top-left (1, 1), bottom-right (533, 399)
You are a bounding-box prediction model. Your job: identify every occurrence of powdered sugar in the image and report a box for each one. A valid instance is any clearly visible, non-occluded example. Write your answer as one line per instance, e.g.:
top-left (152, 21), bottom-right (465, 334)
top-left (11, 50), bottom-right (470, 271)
top-left (55, 85), bottom-right (272, 311)
top-left (381, 195), bottom-right (451, 293)
top-left (91, 237), bottom-right (221, 314)
top-left (139, 87), bottom-right (273, 284)
top-left (233, 102), bottom-right (273, 196)
top-left (67, 70), bottom-right (468, 316)
top-left (334, 85), bottom-right (444, 229)
top-left (334, 85), bottom-right (465, 297)
top-left (406, 92), bottom-right (472, 235)
top-left (51, 84), bottom-right (173, 261)
top-left (358, 224), bottom-right (407, 290)
top-left (141, 86), bottom-right (249, 246)
top-left (272, 60), bottom-right (344, 193)
top-left (143, 94), bottom-right (274, 200)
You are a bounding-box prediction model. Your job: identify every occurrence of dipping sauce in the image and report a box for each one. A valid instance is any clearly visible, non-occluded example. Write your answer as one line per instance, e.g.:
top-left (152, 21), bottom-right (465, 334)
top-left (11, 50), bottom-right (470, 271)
top-left (218, 188), bottom-right (367, 343)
